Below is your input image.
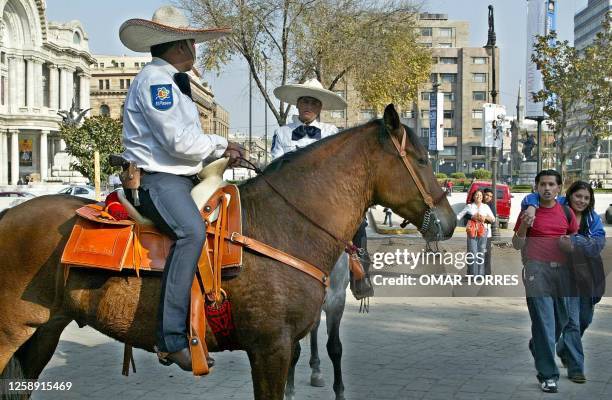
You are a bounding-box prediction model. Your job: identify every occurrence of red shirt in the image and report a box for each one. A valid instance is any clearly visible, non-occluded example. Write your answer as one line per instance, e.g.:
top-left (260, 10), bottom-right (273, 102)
top-left (514, 202), bottom-right (578, 263)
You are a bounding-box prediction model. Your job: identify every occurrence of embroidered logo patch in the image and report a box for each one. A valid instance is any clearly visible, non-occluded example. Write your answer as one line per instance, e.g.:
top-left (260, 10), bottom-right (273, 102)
top-left (150, 84), bottom-right (173, 110)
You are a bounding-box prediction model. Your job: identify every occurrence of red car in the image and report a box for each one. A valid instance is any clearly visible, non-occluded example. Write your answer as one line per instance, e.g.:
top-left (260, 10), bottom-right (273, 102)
top-left (466, 181), bottom-right (512, 228)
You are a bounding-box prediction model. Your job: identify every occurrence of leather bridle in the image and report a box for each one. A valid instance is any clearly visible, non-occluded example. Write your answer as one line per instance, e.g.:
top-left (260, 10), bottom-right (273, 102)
top-left (384, 122), bottom-right (447, 240)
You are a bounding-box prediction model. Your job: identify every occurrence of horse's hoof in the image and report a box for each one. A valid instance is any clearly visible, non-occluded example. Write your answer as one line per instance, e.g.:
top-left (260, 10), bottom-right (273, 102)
top-left (335, 394), bottom-right (346, 400)
top-left (310, 372), bottom-right (325, 387)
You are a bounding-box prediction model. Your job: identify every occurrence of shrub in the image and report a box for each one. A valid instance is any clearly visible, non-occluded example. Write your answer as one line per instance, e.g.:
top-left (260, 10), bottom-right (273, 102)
top-left (435, 172), bottom-right (448, 179)
top-left (450, 172), bottom-right (466, 179)
top-left (473, 168), bottom-right (491, 179)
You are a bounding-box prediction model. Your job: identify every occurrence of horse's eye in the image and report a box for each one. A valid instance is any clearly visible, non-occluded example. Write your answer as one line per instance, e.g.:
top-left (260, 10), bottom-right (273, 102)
top-left (418, 158), bottom-right (428, 166)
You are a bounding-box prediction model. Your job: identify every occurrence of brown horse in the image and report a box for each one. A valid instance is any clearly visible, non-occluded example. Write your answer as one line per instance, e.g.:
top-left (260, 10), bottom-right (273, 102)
top-left (0, 105), bottom-right (455, 399)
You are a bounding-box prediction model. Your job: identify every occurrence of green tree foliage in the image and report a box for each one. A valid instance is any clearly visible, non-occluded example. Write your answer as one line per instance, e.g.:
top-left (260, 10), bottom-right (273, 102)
top-left (59, 116), bottom-right (123, 182)
top-left (531, 16), bottom-right (611, 181)
top-left (473, 168), bottom-right (491, 179)
top-left (180, 0), bottom-right (430, 124)
top-left (450, 172), bottom-right (466, 179)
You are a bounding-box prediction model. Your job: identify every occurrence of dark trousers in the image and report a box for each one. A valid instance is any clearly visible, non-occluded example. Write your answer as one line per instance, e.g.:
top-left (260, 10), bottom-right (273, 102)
top-left (131, 172), bottom-right (206, 353)
top-left (484, 238), bottom-right (492, 275)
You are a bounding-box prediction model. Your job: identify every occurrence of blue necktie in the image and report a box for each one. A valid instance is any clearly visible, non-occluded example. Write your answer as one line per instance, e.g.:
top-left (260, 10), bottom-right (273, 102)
top-left (292, 125), bottom-right (321, 141)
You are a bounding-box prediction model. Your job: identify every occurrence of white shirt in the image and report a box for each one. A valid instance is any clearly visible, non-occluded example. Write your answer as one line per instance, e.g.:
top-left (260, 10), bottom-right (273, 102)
top-left (457, 203), bottom-right (496, 238)
top-left (270, 116), bottom-right (338, 160)
top-left (122, 57), bottom-right (228, 175)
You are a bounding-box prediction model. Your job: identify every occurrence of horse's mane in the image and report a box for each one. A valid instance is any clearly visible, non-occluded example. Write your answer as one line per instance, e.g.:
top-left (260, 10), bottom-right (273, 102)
top-left (0, 208), bottom-right (8, 223)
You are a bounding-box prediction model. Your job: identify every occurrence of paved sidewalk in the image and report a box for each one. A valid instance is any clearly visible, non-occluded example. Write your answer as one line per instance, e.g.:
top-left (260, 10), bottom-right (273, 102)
top-left (33, 296), bottom-right (612, 400)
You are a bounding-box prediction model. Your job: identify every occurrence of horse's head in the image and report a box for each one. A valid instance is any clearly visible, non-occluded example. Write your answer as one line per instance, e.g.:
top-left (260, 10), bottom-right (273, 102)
top-left (371, 104), bottom-right (456, 241)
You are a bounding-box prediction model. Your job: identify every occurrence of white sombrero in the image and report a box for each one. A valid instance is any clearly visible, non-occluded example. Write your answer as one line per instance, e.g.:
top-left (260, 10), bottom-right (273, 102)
top-left (273, 78), bottom-right (347, 110)
top-left (119, 5), bottom-right (231, 53)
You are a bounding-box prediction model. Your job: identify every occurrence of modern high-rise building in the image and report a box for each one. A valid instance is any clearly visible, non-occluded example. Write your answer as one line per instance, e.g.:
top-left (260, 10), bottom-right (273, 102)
top-left (321, 13), bottom-right (500, 175)
top-left (574, 0), bottom-right (611, 51)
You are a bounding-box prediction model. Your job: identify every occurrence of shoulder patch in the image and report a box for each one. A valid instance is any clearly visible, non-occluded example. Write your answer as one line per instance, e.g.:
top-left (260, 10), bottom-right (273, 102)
top-left (150, 84), bottom-right (173, 110)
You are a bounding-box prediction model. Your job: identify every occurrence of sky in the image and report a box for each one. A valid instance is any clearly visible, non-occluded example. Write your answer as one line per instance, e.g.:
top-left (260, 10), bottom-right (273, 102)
top-left (45, 0), bottom-right (588, 136)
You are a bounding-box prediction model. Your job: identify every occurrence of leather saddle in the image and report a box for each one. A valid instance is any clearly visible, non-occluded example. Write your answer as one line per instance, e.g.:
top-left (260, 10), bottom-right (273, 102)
top-left (61, 158), bottom-right (241, 377)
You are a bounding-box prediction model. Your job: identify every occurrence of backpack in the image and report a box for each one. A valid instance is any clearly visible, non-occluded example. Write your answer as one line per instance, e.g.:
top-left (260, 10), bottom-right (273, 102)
top-left (466, 219), bottom-right (486, 238)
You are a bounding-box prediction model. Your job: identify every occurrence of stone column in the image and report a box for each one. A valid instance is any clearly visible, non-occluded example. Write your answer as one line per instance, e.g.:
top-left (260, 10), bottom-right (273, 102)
top-left (10, 130), bottom-right (19, 185)
top-left (26, 58), bottom-right (34, 108)
top-left (33, 60), bottom-right (43, 108)
top-left (59, 68), bottom-right (67, 111)
top-left (40, 130), bottom-right (49, 181)
top-left (49, 65), bottom-right (58, 110)
top-left (65, 69), bottom-right (74, 109)
top-left (0, 130), bottom-right (6, 185)
top-left (8, 57), bottom-right (17, 113)
top-left (79, 74), bottom-right (90, 115)
top-left (16, 58), bottom-right (26, 109)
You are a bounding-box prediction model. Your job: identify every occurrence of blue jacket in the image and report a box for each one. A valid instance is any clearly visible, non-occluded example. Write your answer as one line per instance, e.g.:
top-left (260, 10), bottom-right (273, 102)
top-left (521, 193), bottom-right (605, 258)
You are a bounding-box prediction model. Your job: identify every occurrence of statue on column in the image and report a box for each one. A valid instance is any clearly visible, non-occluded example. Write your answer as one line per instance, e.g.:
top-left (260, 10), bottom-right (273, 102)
top-left (57, 99), bottom-right (91, 127)
top-left (520, 133), bottom-right (536, 162)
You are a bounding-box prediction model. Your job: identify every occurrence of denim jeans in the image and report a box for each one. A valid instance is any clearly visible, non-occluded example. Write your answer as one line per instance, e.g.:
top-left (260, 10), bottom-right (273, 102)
top-left (557, 296), bottom-right (595, 376)
top-left (523, 260), bottom-right (581, 381)
top-left (467, 236), bottom-right (487, 276)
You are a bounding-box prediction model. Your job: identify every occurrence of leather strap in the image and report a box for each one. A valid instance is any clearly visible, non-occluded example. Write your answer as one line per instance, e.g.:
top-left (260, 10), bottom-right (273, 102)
top-left (213, 229), bottom-right (328, 287)
top-left (389, 127), bottom-right (436, 208)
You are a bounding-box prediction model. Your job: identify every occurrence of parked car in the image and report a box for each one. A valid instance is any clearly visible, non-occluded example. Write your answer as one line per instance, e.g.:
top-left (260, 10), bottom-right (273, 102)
top-left (58, 185), bottom-right (98, 200)
top-left (0, 191), bottom-right (37, 211)
top-left (466, 181), bottom-right (512, 229)
top-left (606, 204), bottom-right (612, 224)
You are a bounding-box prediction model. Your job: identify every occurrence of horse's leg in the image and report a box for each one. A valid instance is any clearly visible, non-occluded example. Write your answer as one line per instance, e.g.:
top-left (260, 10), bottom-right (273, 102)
top-left (326, 294), bottom-right (346, 400)
top-left (15, 315), bottom-right (73, 379)
top-left (325, 255), bottom-right (349, 400)
top-left (309, 312), bottom-right (324, 387)
top-left (248, 341), bottom-right (293, 400)
top-left (284, 341), bottom-right (301, 400)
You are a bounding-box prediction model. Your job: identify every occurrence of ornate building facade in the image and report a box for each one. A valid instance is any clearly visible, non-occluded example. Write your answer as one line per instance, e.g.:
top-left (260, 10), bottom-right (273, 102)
top-left (0, 0), bottom-right (94, 184)
top-left (90, 55), bottom-right (229, 140)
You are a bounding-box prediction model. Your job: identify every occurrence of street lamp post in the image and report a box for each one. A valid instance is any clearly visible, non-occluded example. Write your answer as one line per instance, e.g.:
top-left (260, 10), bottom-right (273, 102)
top-left (262, 51), bottom-right (270, 166)
top-left (486, 4), bottom-right (500, 239)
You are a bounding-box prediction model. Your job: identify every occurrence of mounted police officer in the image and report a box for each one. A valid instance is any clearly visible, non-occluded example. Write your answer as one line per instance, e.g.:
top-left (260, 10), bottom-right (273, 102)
top-left (271, 78), bottom-right (346, 159)
top-left (119, 5), bottom-right (244, 371)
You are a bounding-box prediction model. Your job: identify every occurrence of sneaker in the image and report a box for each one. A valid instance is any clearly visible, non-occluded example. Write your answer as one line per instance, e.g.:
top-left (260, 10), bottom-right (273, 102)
top-left (569, 373), bottom-right (587, 384)
top-left (541, 379), bottom-right (558, 393)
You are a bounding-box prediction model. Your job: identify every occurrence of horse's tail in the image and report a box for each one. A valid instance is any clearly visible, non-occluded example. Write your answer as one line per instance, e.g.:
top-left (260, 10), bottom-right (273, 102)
top-left (0, 355), bottom-right (26, 399)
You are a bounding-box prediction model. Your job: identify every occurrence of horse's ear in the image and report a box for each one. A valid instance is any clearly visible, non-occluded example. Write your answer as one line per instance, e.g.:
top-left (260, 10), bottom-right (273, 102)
top-left (383, 104), bottom-right (401, 133)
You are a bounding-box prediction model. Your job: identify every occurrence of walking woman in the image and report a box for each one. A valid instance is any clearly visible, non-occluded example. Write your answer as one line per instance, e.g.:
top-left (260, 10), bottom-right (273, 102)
top-left (457, 189), bottom-right (495, 276)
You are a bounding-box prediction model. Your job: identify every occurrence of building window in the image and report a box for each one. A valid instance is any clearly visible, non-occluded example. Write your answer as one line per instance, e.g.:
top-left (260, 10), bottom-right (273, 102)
top-left (401, 110), bottom-right (414, 119)
top-left (134, 62), bottom-right (140, 68)
top-left (99, 80), bottom-right (104, 90)
top-left (472, 146), bottom-right (486, 156)
top-left (444, 128), bottom-right (455, 137)
top-left (105, 79), bottom-right (110, 90)
top-left (141, 62), bottom-right (146, 67)
top-left (73, 71), bottom-right (81, 109)
top-left (443, 110), bottom-right (454, 119)
top-left (100, 62), bottom-right (104, 68)
top-left (331, 110), bottom-right (345, 119)
top-left (73, 32), bottom-right (81, 45)
top-left (1, 52), bottom-right (5, 64)
top-left (440, 146), bottom-right (456, 155)
top-left (126, 79), bottom-right (131, 88)
top-left (421, 42), bottom-right (433, 48)
top-left (120, 62), bottom-right (125, 67)
top-left (472, 57), bottom-right (487, 64)
top-left (439, 57), bottom-right (457, 64)
top-left (472, 109), bottom-right (483, 119)
top-left (438, 28), bottom-right (453, 37)
top-left (1, 76), bottom-right (4, 106)
top-left (473, 73), bottom-right (487, 83)
top-left (472, 91), bottom-right (486, 101)
top-left (472, 128), bottom-right (483, 137)
top-left (420, 109), bottom-right (429, 118)
top-left (430, 74), bottom-right (438, 83)
top-left (421, 27), bottom-right (432, 36)
top-left (438, 43), bottom-right (452, 48)
top-left (421, 92), bottom-right (431, 101)
top-left (120, 79), bottom-right (125, 89)
top-left (42, 64), bottom-right (50, 107)
top-left (440, 73), bottom-right (456, 83)
top-left (444, 92), bottom-right (455, 101)
top-left (360, 109), bottom-right (375, 120)
top-left (100, 104), bottom-right (110, 116)
top-left (420, 128), bottom-right (430, 137)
